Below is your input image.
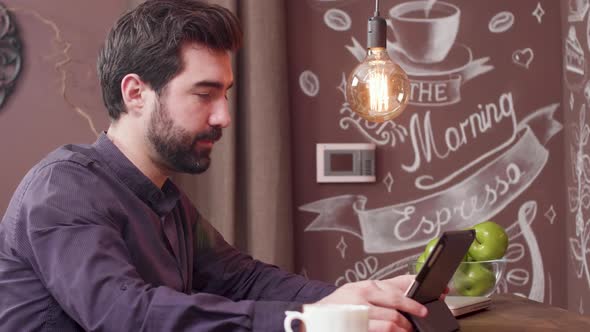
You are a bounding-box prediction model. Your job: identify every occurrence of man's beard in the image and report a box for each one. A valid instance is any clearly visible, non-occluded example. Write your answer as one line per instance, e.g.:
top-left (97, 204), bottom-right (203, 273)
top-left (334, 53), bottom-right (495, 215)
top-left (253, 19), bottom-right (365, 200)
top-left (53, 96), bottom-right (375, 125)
top-left (147, 100), bottom-right (222, 174)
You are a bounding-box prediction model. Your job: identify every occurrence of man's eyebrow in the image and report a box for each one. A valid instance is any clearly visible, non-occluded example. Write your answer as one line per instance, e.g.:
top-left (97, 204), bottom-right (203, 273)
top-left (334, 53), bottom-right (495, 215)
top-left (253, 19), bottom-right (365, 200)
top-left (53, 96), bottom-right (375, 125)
top-left (194, 81), bottom-right (234, 90)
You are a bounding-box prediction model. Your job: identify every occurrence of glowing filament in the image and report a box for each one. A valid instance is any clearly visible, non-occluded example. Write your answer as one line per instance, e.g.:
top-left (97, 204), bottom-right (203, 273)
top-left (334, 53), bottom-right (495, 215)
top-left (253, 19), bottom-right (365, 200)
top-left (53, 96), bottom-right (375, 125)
top-left (368, 69), bottom-right (389, 113)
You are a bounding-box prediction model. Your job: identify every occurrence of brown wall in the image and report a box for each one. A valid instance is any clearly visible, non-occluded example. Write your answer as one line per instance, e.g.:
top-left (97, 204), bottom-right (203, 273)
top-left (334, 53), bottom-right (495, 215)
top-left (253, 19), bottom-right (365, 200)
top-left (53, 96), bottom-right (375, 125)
top-left (288, 0), bottom-right (571, 310)
top-left (0, 0), bottom-right (126, 213)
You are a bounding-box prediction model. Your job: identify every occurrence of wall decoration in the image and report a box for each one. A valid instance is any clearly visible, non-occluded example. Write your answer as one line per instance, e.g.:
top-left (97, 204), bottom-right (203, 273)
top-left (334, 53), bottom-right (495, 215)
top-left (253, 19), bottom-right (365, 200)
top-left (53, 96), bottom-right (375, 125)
top-left (0, 3), bottom-right (22, 111)
top-left (288, 0), bottom-right (568, 309)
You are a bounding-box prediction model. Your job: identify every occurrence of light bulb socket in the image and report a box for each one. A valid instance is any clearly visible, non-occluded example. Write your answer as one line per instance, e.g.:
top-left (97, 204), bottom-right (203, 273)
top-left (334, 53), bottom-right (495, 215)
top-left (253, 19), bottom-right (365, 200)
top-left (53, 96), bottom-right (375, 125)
top-left (367, 15), bottom-right (386, 49)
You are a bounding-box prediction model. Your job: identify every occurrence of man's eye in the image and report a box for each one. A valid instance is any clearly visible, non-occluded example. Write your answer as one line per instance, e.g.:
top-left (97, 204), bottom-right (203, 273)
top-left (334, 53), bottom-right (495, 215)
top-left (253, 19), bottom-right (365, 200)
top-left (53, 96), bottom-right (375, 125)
top-left (196, 93), bottom-right (211, 100)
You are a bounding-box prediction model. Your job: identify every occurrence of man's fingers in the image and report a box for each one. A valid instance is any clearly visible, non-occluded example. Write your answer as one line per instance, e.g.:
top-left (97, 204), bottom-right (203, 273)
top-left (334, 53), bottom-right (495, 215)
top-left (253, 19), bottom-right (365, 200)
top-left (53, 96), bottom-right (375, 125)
top-left (366, 281), bottom-right (428, 318)
top-left (387, 274), bottom-right (416, 289)
top-left (368, 307), bottom-right (413, 331)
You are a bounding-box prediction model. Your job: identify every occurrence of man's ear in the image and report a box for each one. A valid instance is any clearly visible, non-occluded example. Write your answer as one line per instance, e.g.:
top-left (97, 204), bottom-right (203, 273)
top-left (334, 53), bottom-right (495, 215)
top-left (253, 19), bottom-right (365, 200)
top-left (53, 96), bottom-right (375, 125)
top-left (121, 74), bottom-right (150, 115)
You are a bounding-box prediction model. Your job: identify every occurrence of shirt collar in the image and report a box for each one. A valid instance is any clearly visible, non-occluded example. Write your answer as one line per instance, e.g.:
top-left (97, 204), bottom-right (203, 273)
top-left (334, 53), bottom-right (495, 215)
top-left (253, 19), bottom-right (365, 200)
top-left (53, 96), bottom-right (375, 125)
top-left (93, 132), bottom-right (180, 217)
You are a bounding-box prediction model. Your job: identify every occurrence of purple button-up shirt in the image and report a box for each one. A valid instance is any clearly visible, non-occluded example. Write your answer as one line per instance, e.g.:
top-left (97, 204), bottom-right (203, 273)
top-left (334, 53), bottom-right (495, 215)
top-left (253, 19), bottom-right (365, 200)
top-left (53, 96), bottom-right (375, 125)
top-left (0, 134), bottom-right (336, 331)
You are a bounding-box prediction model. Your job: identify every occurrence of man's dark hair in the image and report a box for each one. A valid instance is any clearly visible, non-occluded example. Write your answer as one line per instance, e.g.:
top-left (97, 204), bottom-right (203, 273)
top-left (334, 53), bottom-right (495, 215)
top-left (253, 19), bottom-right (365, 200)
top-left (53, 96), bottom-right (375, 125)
top-left (97, 0), bottom-right (242, 120)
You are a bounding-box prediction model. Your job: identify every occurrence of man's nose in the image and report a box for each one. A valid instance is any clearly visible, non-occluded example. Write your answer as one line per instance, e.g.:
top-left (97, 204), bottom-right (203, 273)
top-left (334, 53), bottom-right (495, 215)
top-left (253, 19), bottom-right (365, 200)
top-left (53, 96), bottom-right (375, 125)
top-left (209, 101), bottom-right (231, 128)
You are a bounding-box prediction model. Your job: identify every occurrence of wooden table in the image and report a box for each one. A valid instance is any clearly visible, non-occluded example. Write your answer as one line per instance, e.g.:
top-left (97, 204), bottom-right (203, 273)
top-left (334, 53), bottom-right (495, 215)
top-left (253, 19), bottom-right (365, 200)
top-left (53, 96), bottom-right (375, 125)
top-left (457, 294), bottom-right (590, 331)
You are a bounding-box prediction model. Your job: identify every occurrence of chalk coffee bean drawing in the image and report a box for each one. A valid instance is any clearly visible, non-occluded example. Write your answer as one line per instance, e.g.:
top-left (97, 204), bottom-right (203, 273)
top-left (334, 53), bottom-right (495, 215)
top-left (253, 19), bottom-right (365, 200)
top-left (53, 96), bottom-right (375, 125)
top-left (299, 70), bottom-right (320, 97)
top-left (489, 11), bottom-right (514, 33)
top-left (324, 8), bottom-right (351, 31)
top-left (512, 48), bottom-right (534, 69)
top-left (506, 269), bottom-right (529, 287)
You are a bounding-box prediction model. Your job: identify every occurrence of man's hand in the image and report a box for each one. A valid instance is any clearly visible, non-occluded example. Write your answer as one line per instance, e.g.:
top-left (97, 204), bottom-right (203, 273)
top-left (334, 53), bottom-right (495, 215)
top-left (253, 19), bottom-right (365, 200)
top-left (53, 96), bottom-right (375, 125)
top-left (315, 275), bottom-right (428, 332)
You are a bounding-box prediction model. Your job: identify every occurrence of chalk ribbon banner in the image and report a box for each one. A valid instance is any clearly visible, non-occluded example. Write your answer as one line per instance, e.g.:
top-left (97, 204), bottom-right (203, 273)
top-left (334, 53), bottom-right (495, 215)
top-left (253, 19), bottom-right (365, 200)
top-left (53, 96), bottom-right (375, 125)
top-left (300, 104), bottom-right (562, 253)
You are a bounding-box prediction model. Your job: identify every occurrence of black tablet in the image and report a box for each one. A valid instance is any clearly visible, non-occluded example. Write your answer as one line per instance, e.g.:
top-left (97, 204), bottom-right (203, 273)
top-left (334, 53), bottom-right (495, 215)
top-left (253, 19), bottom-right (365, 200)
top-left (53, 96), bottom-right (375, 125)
top-left (405, 230), bottom-right (475, 303)
top-left (403, 230), bottom-right (475, 332)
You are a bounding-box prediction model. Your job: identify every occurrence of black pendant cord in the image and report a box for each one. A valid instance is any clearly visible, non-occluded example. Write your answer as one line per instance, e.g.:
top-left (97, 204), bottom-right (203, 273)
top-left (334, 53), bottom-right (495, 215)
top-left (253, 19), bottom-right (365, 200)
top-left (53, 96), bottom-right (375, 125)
top-left (367, 0), bottom-right (386, 48)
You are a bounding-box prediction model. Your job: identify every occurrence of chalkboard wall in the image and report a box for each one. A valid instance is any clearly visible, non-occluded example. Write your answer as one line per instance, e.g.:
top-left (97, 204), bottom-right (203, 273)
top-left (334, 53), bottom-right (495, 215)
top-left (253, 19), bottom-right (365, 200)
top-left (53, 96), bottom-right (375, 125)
top-left (287, 0), bottom-right (577, 311)
top-left (561, 0), bottom-right (590, 316)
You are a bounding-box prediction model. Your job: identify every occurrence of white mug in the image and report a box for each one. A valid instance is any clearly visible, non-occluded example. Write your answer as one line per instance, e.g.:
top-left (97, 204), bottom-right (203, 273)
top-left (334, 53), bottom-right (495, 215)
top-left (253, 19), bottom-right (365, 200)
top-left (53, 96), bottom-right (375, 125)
top-left (284, 304), bottom-right (369, 332)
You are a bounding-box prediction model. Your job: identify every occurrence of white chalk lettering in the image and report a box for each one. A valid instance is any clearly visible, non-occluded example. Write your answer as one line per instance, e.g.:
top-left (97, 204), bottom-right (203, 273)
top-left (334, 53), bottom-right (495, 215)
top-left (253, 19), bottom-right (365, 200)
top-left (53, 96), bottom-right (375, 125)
top-left (410, 81), bottom-right (450, 104)
top-left (403, 92), bottom-right (516, 173)
top-left (335, 256), bottom-right (379, 286)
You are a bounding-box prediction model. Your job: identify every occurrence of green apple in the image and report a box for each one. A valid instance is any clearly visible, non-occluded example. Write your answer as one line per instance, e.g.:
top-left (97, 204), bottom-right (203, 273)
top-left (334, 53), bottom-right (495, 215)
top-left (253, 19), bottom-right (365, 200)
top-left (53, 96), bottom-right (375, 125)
top-left (467, 221), bottom-right (508, 261)
top-left (415, 252), bottom-right (427, 273)
top-left (424, 237), bottom-right (439, 258)
top-left (414, 237), bottom-right (439, 273)
top-left (452, 262), bottom-right (496, 296)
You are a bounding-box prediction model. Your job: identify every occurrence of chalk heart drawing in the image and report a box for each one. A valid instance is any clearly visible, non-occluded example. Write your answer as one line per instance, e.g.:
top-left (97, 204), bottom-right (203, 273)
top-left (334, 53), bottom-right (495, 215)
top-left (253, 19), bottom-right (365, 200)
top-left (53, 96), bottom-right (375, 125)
top-left (512, 48), bottom-right (534, 69)
top-left (346, 1), bottom-right (493, 107)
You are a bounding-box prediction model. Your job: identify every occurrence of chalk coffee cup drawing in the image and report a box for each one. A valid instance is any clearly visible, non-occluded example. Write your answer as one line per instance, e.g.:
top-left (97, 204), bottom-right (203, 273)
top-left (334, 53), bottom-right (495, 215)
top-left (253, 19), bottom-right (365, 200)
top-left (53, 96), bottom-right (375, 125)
top-left (389, 1), bottom-right (460, 64)
top-left (283, 304), bottom-right (369, 332)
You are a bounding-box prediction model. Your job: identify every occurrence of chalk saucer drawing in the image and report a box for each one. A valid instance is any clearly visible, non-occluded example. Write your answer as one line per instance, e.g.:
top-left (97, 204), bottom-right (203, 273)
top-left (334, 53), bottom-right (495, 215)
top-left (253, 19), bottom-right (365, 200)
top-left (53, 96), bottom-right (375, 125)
top-left (299, 70), bottom-right (320, 97)
top-left (512, 48), bottom-right (534, 69)
top-left (324, 8), bottom-right (351, 31)
top-left (388, 42), bottom-right (472, 77)
top-left (488, 11), bottom-right (514, 33)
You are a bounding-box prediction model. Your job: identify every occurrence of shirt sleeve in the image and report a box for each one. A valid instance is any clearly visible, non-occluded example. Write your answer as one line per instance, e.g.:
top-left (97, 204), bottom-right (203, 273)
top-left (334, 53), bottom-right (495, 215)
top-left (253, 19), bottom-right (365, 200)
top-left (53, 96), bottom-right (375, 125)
top-left (17, 160), bottom-right (336, 331)
top-left (191, 216), bottom-right (338, 329)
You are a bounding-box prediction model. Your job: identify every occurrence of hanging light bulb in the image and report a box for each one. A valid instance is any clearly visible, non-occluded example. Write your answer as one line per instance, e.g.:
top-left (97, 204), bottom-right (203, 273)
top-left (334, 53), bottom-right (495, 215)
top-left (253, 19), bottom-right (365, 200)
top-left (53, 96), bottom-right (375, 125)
top-left (347, 0), bottom-right (410, 123)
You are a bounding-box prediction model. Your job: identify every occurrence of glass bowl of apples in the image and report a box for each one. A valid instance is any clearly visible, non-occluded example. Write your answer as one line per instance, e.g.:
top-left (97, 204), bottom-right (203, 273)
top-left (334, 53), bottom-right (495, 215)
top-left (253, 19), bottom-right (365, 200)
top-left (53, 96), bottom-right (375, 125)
top-left (408, 258), bottom-right (506, 297)
top-left (409, 221), bottom-right (509, 297)
top-left (448, 259), bottom-right (506, 297)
